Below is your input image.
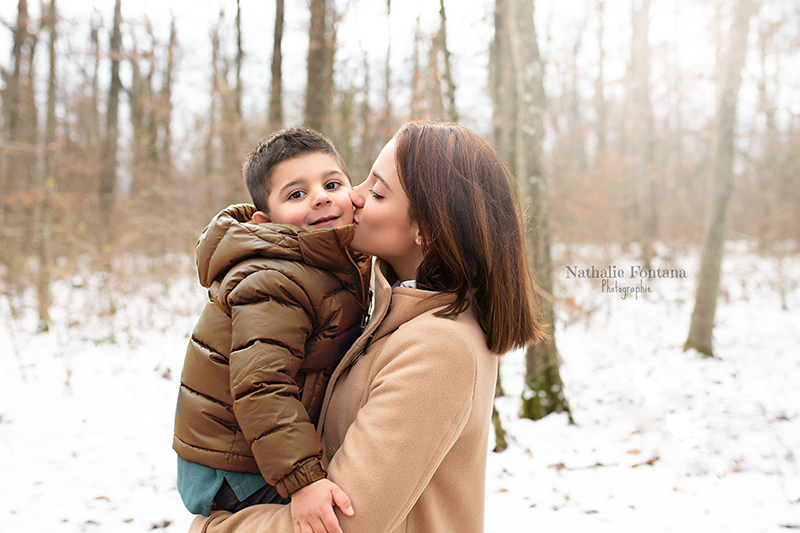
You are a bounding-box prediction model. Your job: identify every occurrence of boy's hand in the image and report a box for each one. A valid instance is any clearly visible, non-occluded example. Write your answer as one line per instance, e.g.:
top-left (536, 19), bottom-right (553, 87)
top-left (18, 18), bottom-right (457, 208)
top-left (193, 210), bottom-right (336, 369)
top-left (290, 479), bottom-right (354, 533)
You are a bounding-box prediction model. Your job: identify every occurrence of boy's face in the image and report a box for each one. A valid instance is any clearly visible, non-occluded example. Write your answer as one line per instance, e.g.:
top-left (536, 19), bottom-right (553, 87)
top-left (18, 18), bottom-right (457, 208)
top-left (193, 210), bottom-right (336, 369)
top-left (262, 152), bottom-right (354, 231)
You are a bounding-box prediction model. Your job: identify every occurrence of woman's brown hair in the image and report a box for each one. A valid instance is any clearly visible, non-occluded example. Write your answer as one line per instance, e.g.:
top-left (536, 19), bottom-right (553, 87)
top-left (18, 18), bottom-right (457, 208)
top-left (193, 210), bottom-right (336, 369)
top-left (393, 120), bottom-right (545, 354)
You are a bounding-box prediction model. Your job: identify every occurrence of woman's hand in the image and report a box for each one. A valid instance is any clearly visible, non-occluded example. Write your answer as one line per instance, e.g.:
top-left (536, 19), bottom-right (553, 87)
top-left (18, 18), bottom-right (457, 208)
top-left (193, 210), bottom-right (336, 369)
top-left (290, 479), bottom-right (354, 533)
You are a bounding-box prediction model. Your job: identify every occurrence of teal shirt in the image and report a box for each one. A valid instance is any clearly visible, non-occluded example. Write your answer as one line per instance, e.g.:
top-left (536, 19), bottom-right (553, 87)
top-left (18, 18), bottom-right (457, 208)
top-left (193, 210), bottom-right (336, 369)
top-left (177, 456), bottom-right (267, 516)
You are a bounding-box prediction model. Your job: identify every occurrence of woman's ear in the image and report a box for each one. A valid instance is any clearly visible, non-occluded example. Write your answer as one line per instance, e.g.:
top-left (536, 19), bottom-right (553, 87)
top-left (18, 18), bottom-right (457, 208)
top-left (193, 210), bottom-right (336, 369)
top-left (252, 211), bottom-right (271, 224)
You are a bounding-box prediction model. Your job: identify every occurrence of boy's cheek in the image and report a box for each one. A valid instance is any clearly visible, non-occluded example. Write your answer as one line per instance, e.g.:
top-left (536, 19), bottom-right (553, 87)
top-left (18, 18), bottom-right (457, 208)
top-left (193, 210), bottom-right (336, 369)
top-left (339, 206), bottom-right (355, 225)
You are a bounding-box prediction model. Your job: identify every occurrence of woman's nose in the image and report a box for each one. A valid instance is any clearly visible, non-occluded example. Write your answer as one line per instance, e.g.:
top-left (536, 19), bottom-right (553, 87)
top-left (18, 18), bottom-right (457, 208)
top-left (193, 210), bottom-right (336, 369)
top-left (350, 183), bottom-right (364, 207)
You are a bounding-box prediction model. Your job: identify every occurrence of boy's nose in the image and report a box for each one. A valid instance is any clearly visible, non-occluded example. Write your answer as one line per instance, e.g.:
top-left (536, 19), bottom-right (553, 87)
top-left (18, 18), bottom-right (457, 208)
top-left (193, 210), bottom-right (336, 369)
top-left (313, 189), bottom-right (333, 206)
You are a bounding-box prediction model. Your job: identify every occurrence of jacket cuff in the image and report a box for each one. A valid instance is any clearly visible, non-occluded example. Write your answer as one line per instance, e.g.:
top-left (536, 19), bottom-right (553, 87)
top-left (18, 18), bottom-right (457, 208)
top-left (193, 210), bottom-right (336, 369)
top-left (275, 457), bottom-right (327, 498)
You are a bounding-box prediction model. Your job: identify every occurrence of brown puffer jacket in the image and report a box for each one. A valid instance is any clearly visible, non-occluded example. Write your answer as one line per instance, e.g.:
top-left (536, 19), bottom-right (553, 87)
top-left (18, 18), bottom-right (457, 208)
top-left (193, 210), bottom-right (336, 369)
top-left (173, 203), bottom-right (370, 498)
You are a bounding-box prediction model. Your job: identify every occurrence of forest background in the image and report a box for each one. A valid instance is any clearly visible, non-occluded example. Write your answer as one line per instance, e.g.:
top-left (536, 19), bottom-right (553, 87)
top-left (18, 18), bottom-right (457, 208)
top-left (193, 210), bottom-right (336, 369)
top-left (1, 0), bottom-right (799, 426)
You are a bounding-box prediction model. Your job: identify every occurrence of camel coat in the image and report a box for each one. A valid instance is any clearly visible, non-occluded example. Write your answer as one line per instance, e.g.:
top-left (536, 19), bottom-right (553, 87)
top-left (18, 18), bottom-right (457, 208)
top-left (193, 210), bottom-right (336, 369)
top-left (189, 259), bottom-right (498, 533)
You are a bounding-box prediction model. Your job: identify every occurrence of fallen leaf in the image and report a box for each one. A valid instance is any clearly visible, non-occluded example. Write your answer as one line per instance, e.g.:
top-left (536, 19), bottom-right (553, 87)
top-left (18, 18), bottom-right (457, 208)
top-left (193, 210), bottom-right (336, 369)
top-left (631, 455), bottom-right (660, 468)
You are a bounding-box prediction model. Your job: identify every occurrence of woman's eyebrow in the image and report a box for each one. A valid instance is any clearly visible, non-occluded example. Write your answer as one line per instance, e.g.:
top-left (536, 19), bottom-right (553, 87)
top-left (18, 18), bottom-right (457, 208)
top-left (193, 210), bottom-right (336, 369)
top-left (372, 171), bottom-right (391, 190)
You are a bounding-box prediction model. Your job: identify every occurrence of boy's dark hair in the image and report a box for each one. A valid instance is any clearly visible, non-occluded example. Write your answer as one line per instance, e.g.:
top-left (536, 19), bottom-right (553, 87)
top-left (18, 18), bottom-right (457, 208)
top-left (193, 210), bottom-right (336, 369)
top-left (243, 127), bottom-right (350, 213)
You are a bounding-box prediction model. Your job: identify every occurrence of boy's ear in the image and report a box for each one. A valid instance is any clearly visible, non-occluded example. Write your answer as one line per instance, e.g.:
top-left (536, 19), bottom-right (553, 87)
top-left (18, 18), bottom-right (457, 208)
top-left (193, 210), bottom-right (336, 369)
top-left (252, 211), bottom-right (271, 224)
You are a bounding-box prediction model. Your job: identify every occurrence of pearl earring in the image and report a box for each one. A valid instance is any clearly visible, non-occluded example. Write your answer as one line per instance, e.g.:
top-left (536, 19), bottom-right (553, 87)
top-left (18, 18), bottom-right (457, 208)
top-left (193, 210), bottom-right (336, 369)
top-left (415, 236), bottom-right (423, 246)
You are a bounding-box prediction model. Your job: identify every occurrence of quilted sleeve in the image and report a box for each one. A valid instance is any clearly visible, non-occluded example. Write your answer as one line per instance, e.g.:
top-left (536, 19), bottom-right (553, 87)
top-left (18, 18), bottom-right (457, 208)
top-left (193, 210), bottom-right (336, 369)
top-left (224, 265), bottom-right (327, 498)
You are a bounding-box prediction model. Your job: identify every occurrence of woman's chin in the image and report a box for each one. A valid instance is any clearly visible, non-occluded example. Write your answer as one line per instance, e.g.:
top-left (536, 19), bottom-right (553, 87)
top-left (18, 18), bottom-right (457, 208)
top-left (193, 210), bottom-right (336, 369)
top-left (348, 240), bottom-right (366, 255)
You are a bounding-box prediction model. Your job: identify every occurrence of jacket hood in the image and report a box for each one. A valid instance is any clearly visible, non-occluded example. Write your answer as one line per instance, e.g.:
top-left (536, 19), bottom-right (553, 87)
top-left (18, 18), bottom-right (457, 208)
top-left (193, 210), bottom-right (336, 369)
top-left (196, 203), bottom-right (359, 288)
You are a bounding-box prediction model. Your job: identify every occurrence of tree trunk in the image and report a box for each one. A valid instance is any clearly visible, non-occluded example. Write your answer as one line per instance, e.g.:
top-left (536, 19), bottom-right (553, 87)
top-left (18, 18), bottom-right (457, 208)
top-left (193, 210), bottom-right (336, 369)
top-left (489, 0), bottom-right (516, 167)
top-left (594, 0), bottom-right (606, 155)
top-left (160, 16), bottom-right (176, 172)
top-left (488, 0), bottom-right (516, 448)
top-left (356, 51), bottom-right (375, 182)
top-left (410, 16), bottom-right (424, 120)
top-left (380, 0), bottom-right (392, 141)
top-left (268, 0), bottom-right (284, 131)
top-left (128, 39), bottom-right (147, 194)
top-left (89, 16), bottom-right (101, 150)
top-left (508, 0), bottom-right (570, 421)
top-left (491, 369), bottom-right (508, 453)
top-left (323, 3), bottom-right (338, 136)
top-left (36, 0), bottom-right (58, 332)
top-left (143, 20), bottom-right (158, 167)
top-left (437, 0), bottom-right (458, 123)
top-left (568, 17), bottom-right (588, 172)
top-left (205, 11), bottom-right (222, 202)
top-left (1, 0), bottom-right (38, 302)
top-left (631, 0), bottom-right (655, 269)
top-left (427, 34), bottom-right (444, 120)
top-left (305, 0), bottom-right (331, 133)
top-left (235, 0), bottom-right (243, 118)
top-left (684, 0), bottom-right (755, 357)
top-left (221, 1), bottom-right (244, 206)
top-left (99, 0), bottom-right (122, 254)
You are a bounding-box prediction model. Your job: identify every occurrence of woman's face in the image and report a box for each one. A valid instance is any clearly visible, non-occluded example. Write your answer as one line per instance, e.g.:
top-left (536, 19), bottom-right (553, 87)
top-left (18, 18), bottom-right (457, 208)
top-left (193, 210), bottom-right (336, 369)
top-left (349, 139), bottom-right (424, 282)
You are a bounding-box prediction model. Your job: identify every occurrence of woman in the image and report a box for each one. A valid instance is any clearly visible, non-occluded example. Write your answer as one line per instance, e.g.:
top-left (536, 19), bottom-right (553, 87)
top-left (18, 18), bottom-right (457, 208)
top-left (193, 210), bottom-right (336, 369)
top-left (190, 121), bottom-right (545, 533)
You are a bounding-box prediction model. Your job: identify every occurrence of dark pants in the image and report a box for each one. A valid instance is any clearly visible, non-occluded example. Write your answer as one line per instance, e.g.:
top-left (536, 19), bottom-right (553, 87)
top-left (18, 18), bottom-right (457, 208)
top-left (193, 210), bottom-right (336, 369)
top-left (212, 479), bottom-right (290, 513)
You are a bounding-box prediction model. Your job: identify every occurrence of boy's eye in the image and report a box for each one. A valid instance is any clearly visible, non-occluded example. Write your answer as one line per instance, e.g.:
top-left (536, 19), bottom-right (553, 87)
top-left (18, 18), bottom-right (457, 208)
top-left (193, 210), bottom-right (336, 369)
top-left (325, 181), bottom-right (341, 190)
top-left (288, 190), bottom-right (305, 200)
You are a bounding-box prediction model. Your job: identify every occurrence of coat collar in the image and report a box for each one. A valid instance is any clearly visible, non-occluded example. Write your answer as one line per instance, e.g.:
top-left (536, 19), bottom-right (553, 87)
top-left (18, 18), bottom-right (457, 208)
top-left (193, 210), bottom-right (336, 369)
top-left (197, 203), bottom-right (361, 288)
top-left (329, 259), bottom-right (457, 374)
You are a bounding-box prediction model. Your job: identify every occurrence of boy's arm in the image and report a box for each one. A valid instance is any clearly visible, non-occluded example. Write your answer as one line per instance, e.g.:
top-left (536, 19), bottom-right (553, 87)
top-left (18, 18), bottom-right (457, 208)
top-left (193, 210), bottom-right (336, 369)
top-left (225, 266), bottom-right (325, 498)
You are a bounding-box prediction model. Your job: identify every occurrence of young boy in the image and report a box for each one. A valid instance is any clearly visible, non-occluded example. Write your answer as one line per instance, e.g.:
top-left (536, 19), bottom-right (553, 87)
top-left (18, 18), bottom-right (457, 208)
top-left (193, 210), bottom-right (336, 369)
top-left (173, 128), bottom-right (369, 527)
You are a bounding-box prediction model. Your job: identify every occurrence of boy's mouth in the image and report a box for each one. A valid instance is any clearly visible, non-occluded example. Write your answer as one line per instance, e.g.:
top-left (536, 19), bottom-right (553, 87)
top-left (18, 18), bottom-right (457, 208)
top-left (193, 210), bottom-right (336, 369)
top-left (310, 215), bottom-right (340, 226)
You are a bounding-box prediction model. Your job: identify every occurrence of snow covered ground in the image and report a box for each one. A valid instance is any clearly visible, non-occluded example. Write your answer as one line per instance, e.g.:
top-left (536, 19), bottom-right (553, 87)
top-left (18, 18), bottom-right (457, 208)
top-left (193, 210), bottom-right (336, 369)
top-left (1, 242), bottom-right (798, 532)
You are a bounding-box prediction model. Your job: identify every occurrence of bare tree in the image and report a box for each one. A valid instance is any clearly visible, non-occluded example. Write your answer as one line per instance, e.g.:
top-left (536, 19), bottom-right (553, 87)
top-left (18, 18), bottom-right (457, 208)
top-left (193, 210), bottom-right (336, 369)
top-left (427, 32), bottom-right (444, 120)
top-left (128, 17), bottom-right (158, 194)
top-left (160, 15), bottom-right (176, 172)
top-left (594, 0), bottom-right (607, 155)
top-left (36, 0), bottom-right (58, 332)
top-left (508, 0), bottom-right (570, 421)
top-left (1, 0), bottom-right (39, 302)
top-left (99, 0), bottom-right (122, 253)
top-left (268, 0), bottom-right (284, 131)
top-left (221, 0), bottom-right (245, 204)
top-left (488, 0), bottom-right (516, 449)
top-left (305, 0), bottom-right (332, 133)
top-left (437, 0), bottom-right (458, 123)
top-left (489, 0), bottom-right (516, 166)
top-left (356, 52), bottom-right (371, 176)
top-left (410, 16), bottom-right (424, 119)
top-left (205, 8), bottom-right (243, 209)
top-left (630, 0), bottom-right (655, 268)
top-left (85, 12), bottom-right (102, 155)
top-left (380, 0), bottom-right (392, 141)
top-left (685, 0), bottom-right (756, 357)
top-left (205, 11), bottom-right (223, 186)
top-left (566, 16), bottom-right (589, 172)
top-left (234, 0), bottom-right (243, 118)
